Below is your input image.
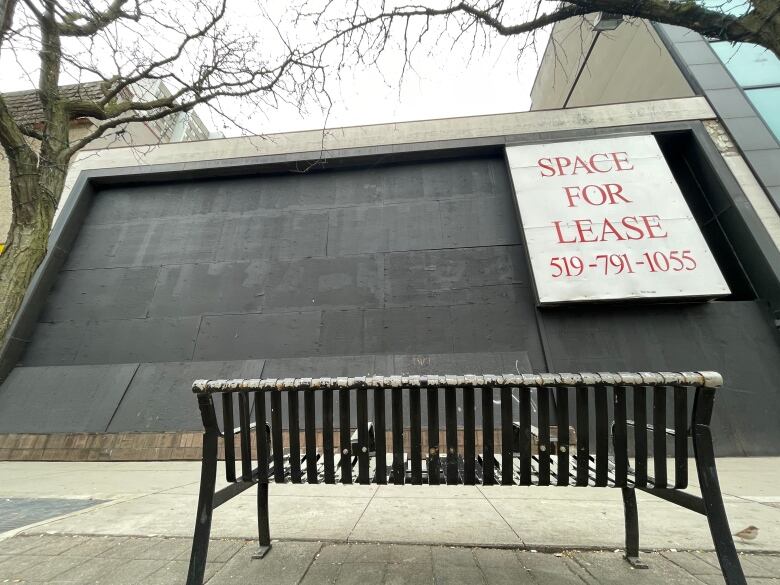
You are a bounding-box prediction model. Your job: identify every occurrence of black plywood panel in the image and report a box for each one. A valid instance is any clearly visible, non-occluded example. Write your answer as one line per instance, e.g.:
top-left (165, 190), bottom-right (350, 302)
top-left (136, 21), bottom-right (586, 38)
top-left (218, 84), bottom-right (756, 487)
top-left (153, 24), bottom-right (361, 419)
top-left (385, 246), bottom-right (528, 308)
top-left (440, 196), bottom-right (521, 248)
top-left (66, 210), bottom-right (329, 269)
top-left (148, 261), bottom-right (267, 318)
top-left (262, 255), bottom-right (384, 312)
top-left (319, 307), bottom-right (454, 356)
top-left (326, 202), bottom-right (444, 256)
top-left (0, 364), bottom-right (138, 432)
top-left (193, 312), bottom-right (322, 361)
top-left (107, 359), bottom-right (264, 432)
top-left (450, 299), bottom-right (545, 361)
top-left (41, 267), bottom-right (159, 322)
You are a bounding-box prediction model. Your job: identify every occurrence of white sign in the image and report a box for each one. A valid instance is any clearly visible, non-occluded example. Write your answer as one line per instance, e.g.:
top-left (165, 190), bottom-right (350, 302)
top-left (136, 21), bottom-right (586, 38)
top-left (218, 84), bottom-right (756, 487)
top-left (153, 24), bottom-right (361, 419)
top-left (507, 135), bottom-right (730, 304)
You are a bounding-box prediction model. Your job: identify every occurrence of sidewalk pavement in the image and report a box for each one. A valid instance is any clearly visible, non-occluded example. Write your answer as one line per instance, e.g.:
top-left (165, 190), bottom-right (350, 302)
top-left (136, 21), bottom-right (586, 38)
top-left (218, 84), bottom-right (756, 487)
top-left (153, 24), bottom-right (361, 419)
top-left (1, 458), bottom-right (779, 583)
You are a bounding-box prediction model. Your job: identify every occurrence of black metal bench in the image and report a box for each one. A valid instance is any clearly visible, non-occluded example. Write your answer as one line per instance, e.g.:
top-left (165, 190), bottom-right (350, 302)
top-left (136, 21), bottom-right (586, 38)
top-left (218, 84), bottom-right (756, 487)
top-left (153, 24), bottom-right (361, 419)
top-left (186, 371), bottom-right (746, 585)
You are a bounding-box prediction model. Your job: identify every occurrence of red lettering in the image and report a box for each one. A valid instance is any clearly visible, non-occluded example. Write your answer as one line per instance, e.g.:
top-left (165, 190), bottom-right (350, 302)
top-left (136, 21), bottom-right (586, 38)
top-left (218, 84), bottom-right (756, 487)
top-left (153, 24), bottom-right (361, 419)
top-left (555, 157), bottom-right (572, 176)
top-left (589, 153), bottom-right (610, 173)
top-left (600, 218), bottom-right (625, 241)
top-left (564, 186), bottom-right (581, 207)
top-left (642, 214), bottom-right (667, 238)
top-left (604, 183), bottom-right (631, 204)
top-left (571, 156), bottom-right (593, 175)
top-left (581, 185), bottom-right (607, 206)
top-left (574, 219), bottom-right (598, 242)
top-left (620, 216), bottom-right (645, 240)
top-left (538, 158), bottom-right (556, 177)
top-left (612, 151), bottom-right (634, 171)
top-left (552, 221), bottom-right (577, 244)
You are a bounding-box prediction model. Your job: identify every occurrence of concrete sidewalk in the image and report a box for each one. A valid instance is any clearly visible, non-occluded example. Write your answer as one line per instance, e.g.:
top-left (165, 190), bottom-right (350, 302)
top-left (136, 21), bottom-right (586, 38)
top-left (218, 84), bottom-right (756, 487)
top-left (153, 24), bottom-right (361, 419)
top-left (1, 459), bottom-right (780, 584)
top-left (1, 534), bottom-right (779, 584)
top-left (2, 459), bottom-right (779, 551)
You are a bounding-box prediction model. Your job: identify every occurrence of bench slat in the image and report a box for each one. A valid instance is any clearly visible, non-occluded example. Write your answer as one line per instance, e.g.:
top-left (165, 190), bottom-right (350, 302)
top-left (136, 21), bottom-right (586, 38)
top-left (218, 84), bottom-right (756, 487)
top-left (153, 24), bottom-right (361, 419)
top-left (595, 386), bottom-right (609, 487)
top-left (654, 387), bottom-right (667, 489)
top-left (481, 387), bottom-right (495, 485)
top-left (576, 387), bottom-right (589, 487)
top-left (463, 387), bottom-right (475, 484)
top-left (271, 392), bottom-right (285, 483)
top-left (410, 387), bottom-right (422, 485)
top-left (634, 386), bottom-right (648, 488)
top-left (537, 387), bottom-right (551, 486)
top-left (339, 389), bottom-right (352, 484)
top-left (374, 388), bottom-right (387, 484)
top-left (357, 389), bottom-right (369, 484)
top-left (238, 392), bottom-right (253, 481)
top-left (391, 388), bottom-right (404, 485)
top-left (322, 390), bottom-right (335, 484)
top-left (446, 388), bottom-right (458, 485)
top-left (427, 387), bottom-right (440, 485)
top-left (613, 386), bottom-right (628, 487)
top-left (500, 387), bottom-right (513, 486)
top-left (556, 386), bottom-right (570, 486)
top-left (255, 391), bottom-right (270, 484)
top-left (222, 394), bottom-right (236, 483)
top-left (305, 389), bottom-right (318, 484)
top-left (288, 390), bottom-right (301, 483)
top-left (519, 388), bottom-right (532, 485)
top-left (674, 386), bottom-right (688, 489)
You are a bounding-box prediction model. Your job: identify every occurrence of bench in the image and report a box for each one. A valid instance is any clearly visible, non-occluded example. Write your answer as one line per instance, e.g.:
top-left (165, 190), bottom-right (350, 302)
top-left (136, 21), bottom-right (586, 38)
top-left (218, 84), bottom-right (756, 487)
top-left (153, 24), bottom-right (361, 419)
top-left (185, 371), bottom-right (746, 585)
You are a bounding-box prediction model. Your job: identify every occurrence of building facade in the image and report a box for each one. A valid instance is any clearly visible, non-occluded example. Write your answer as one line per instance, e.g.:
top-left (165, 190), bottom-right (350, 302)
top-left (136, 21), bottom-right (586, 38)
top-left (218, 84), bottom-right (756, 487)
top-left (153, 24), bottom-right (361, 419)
top-left (0, 96), bottom-right (778, 460)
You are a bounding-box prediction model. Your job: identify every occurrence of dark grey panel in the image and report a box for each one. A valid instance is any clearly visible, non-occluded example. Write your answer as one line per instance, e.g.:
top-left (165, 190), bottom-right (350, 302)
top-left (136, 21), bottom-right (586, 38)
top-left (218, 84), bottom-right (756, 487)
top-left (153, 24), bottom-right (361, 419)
top-left (262, 254), bottom-right (384, 312)
top-left (107, 359), bottom-right (264, 432)
top-left (450, 298), bottom-right (545, 367)
top-left (22, 317), bottom-right (200, 366)
top-left (40, 267), bottom-right (159, 323)
top-left (193, 312), bottom-right (322, 361)
top-left (319, 306), bottom-right (455, 357)
top-left (262, 354), bottom-right (379, 378)
top-left (148, 261), bottom-right (267, 318)
top-left (744, 150), bottom-right (780, 187)
top-left (384, 246), bottom-right (528, 307)
top-left (65, 210), bottom-right (329, 269)
top-left (724, 117), bottom-right (780, 151)
top-left (540, 301), bottom-right (780, 456)
top-left (440, 196), bottom-right (522, 248)
top-left (769, 186), bottom-right (780, 210)
top-left (0, 364), bottom-right (138, 433)
top-left (20, 322), bottom-right (85, 365)
top-left (77, 317), bottom-right (201, 365)
top-left (377, 159), bottom-right (499, 204)
top-left (688, 64), bottom-right (736, 90)
top-left (706, 89), bottom-right (758, 119)
top-left (326, 202), bottom-right (444, 256)
top-left (392, 351), bottom-right (531, 375)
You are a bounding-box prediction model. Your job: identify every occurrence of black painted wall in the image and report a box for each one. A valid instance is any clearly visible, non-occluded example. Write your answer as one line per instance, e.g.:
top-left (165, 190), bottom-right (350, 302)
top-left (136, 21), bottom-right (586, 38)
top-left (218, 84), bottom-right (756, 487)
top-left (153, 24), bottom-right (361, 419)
top-left (1, 152), bottom-right (779, 456)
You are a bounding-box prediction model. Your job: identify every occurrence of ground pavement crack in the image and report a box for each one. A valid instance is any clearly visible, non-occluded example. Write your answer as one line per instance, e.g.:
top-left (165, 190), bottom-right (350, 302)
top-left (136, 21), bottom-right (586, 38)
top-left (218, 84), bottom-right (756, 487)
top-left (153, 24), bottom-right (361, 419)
top-left (346, 486), bottom-right (380, 542)
top-left (476, 485), bottom-right (524, 545)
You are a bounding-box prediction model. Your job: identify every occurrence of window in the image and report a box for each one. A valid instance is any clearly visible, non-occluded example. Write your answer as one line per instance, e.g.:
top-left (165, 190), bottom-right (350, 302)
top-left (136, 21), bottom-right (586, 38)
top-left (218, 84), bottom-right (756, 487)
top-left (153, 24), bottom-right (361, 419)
top-left (708, 40), bottom-right (780, 141)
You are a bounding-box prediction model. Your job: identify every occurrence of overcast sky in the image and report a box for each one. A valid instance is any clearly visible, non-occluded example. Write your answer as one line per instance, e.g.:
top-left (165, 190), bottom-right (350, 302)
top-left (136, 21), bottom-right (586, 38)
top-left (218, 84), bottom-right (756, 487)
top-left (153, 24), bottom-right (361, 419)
top-left (0, 1), bottom-right (550, 137)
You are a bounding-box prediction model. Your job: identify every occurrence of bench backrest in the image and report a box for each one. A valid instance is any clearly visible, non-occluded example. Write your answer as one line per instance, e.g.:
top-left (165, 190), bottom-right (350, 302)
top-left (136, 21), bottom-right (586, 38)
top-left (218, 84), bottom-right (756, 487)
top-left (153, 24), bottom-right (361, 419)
top-left (192, 372), bottom-right (722, 488)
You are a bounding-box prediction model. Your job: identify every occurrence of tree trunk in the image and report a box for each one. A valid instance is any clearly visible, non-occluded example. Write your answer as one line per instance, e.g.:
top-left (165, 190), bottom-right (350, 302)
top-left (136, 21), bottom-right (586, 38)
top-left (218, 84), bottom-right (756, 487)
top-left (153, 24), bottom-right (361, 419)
top-left (0, 213), bottom-right (52, 344)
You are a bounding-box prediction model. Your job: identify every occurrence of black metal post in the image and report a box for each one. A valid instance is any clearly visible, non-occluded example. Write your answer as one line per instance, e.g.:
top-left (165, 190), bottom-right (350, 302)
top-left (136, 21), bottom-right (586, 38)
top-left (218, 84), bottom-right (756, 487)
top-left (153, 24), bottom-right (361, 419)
top-left (621, 487), bottom-right (647, 569)
top-left (253, 483), bottom-right (272, 559)
top-left (186, 426), bottom-right (219, 585)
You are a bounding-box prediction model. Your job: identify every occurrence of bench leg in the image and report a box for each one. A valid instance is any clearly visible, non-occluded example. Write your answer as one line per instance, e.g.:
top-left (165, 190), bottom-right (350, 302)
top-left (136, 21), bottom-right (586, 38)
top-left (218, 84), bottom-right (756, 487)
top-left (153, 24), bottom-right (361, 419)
top-left (186, 430), bottom-right (219, 585)
top-left (693, 425), bottom-right (747, 585)
top-left (621, 487), bottom-right (648, 569)
top-left (253, 482), bottom-right (272, 559)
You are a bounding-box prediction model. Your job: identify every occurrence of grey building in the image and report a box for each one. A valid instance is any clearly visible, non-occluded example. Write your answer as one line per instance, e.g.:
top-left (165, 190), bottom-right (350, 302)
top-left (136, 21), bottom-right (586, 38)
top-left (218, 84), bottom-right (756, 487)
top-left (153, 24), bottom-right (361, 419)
top-left (0, 96), bottom-right (778, 459)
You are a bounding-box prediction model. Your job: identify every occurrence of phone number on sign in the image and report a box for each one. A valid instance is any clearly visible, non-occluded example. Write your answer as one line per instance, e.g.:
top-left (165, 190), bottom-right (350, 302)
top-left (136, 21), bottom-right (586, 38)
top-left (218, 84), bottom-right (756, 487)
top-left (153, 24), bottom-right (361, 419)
top-left (550, 250), bottom-right (698, 277)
